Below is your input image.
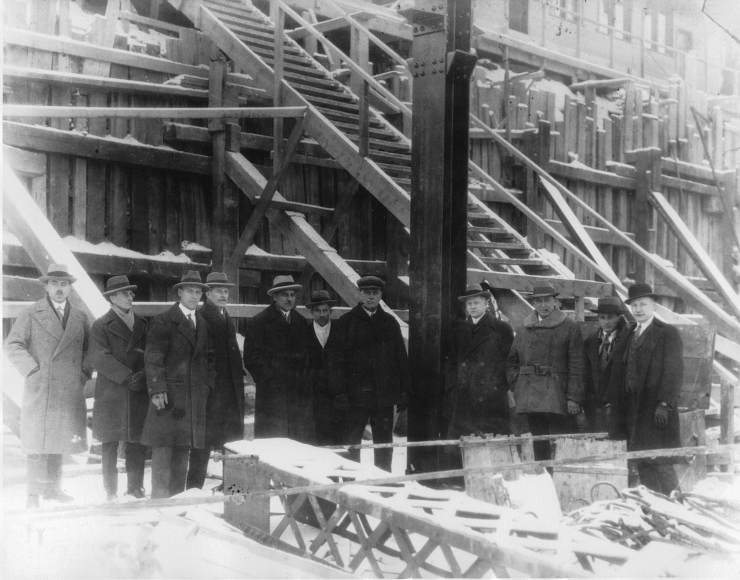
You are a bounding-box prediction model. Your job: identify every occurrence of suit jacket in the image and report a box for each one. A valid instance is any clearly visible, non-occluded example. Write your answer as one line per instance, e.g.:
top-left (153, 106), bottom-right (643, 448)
top-left (243, 304), bottom-right (315, 442)
top-left (306, 320), bottom-right (346, 399)
top-left (141, 303), bottom-right (215, 448)
top-left (90, 308), bottom-right (149, 443)
top-left (583, 318), bottom-right (630, 406)
top-left (609, 318), bottom-right (684, 451)
top-left (200, 300), bottom-right (245, 447)
top-left (5, 297), bottom-right (91, 454)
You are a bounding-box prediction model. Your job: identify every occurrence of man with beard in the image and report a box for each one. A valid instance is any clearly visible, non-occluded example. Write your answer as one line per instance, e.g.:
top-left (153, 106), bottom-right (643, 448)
top-left (506, 283), bottom-right (584, 461)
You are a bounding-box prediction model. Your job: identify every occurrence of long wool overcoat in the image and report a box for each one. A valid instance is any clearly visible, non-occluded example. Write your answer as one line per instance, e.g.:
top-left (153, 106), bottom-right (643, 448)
top-left (506, 308), bottom-right (585, 415)
top-left (243, 304), bottom-right (315, 443)
top-left (336, 304), bottom-right (410, 408)
top-left (90, 309), bottom-right (149, 444)
top-left (608, 318), bottom-right (684, 453)
top-left (5, 297), bottom-right (91, 454)
top-left (447, 311), bottom-right (514, 439)
top-left (141, 303), bottom-right (215, 449)
top-left (200, 300), bottom-right (245, 448)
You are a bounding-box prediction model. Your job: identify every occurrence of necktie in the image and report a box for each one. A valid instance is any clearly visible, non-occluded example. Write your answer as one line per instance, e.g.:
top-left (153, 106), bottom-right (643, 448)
top-left (57, 306), bottom-right (65, 326)
top-left (599, 332), bottom-right (613, 357)
top-left (636, 325), bottom-right (642, 338)
top-left (188, 313), bottom-right (195, 330)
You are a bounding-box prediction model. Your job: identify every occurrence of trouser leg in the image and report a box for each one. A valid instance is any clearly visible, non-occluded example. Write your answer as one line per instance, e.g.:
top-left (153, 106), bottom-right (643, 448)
top-left (101, 441), bottom-right (120, 494)
top-left (27, 453), bottom-right (48, 497)
top-left (369, 406), bottom-right (394, 472)
top-left (344, 407), bottom-right (371, 464)
top-left (151, 447), bottom-right (173, 499)
top-left (524, 413), bottom-right (551, 461)
top-left (638, 461), bottom-right (680, 495)
top-left (46, 454), bottom-right (63, 494)
top-left (186, 446), bottom-right (211, 490)
top-left (169, 446), bottom-right (190, 497)
top-left (125, 442), bottom-right (146, 492)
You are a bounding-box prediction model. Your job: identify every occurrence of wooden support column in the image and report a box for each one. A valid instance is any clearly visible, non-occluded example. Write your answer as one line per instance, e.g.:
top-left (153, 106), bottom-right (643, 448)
top-left (720, 380), bottom-right (735, 473)
top-left (350, 22), bottom-right (371, 98)
top-left (405, 0), bottom-right (476, 473)
top-left (272, 1), bottom-right (285, 175)
top-left (633, 147), bottom-right (661, 286)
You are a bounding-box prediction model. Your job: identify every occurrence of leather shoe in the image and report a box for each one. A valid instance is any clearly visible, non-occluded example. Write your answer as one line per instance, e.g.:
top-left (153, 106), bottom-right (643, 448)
top-left (125, 488), bottom-right (146, 499)
top-left (26, 494), bottom-right (40, 509)
top-left (43, 490), bottom-right (74, 503)
top-left (106, 492), bottom-right (118, 502)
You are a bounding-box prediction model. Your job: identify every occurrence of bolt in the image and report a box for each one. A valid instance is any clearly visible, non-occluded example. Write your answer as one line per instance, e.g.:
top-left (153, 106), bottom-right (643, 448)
top-left (432, 69), bottom-right (436, 74)
top-left (413, 72), bottom-right (418, 77)
top-left (414, 62), bottom-right (419, 68)
top-left (431, 5), bottom-right (436, 10)
top-left (420, 25), bottom-right (425, 31)
top-left (420, 71), bottom-right (425, 76)
top-left (421, 61), bottom-right (425, 66)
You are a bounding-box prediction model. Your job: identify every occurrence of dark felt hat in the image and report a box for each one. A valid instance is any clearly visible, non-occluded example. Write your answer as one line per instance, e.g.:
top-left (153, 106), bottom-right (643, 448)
top-left (306, 290), bottom-right (337, 309)
top-left (173, 270), bottom-right (210, 291)
top-left (457, 283), bottom-right (493, 302)
top-left (625, 282), bottom-right (659, 304)
top-left (589, 296), bottom-right (624, 314)
top-left (267, 275), bottom-right (302, 296)
top-left (357, 276), bottom-right (385, 290)
top-left (103, 275), bottom-right (137, 297)
top-left (39, 263), bottom-right (77, 284)
top-left (529, 283), bottom-right (559, 299)
top-left (205, 272), bottom-right (235, 288)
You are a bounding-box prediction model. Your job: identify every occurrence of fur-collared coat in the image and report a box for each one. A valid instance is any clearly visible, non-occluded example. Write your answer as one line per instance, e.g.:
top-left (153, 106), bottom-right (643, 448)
top-left (5, 297), bottom-right (91, 454)
top-left (199, 300), bottom-right (245, 448)
top-left (506, 308), bottom-right (585, 414)
top-left (243, 304), bottom-right (315, 443)
top-left (608, 318), bottom-right (684, 452)
top-left (141, 303), bottom-right (215, 449)
top-left (90, 308), bottom-right (149, 443)
top-left (447, 311), bottom-right (514, 439)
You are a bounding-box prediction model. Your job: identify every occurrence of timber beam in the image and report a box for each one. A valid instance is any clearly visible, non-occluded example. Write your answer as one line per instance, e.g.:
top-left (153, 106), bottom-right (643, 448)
top-left (467, 269), bottom-right (612, 298)
top-left (3, 105), bottom-right (308, 119)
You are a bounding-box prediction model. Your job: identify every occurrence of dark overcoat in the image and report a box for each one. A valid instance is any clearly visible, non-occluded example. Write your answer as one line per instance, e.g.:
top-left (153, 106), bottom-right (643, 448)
top-left (200, 300), bottom-right (245, 447)
top-left (506, 308), bottom-right (585, 414)
top-left (447, 312), bottom-right (514, 439)
top-left (336, 304), bottom-right (410, 408)
top-left (243, 304), bottom-right (315, 443)
top-left (583, 318), bottom-right (630, 432)
top-left (306, 320), bottom-right (347, 445)
top-left (608, 318), bottom-right (684, 452)
top-left (90, 309), bottom-right (149, 443)
top-left (5, 297), bottom-right (90, 454)
top-left (141, 303), bottom-right (215, 449)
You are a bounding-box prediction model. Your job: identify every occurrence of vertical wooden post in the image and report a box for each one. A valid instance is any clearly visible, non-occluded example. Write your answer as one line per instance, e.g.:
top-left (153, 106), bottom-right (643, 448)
top-left (574, 295), bottom-right (585, 322)
top-left (540, 0), bottom-right (547, 47)
top-left (358, 79), bottom-right (370, 157)
top-left (223, 456), bottom-right (271, 533)
top-left (302, 10), bottom-right (318, 56)
top-left (720, 380), bottom-right (735, 473)
top-left (575, 0), bottom-right (582, 59)
top-left (633, 147), bottom-right (661, 286)
top-left (272, 1), bottom-right (284, 175)
top-left (350, 23), bottom-right (371, 98)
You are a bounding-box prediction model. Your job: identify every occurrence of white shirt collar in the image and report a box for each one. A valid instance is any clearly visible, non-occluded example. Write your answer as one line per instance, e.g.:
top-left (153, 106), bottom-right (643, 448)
top-left (279, 308), bottom-right (292, 321)
top-left (470, 313), bottom-right (485, 324)
top-left (637, 315), bottom-right (655, 333)
top-left (179, 303), bottom-right (196, 326)
top-left (362, 306), bottom-right (376, 317)
top-left (313, 320), bottom-right (331, 347)
top-left (53, 300), bottom-right (67, 312)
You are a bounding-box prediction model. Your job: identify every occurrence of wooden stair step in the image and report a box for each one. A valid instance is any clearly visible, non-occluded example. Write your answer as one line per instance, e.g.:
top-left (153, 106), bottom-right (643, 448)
top-left (250, 46), bottom-right (315, 66)
top-left (256, 55), bottom-right (328, 78)
top-left (353, 137), bottom-right (411, 152)
top-left (212, 12), bottom-right (279, 37)
top-left (368, 149), bottom-right (411, 166)
top-left (478, 257), bottom-right (548, 267)
top-left (287, 81), bottom-right (357, 102)
top-left (467, 241), bottom-right (527, 251)
top-left (331, 120), bottom-right (400, 140)
top-left (315, 106), bottom-right (384, 127)
top-left (467, 226), bottom-right (511, 236)
top-left (205, 1), bottom-right (272, 25)
top-left (467, 213), bottom-right (496, 222)
top-left (375, 162), bottom-right (411, 176)
top-left (234, 31), bottom-right (303, 55)
top-left (283, 71), bottom-right (342, 90)
top-left (303, 94), bottom-right (362, 112)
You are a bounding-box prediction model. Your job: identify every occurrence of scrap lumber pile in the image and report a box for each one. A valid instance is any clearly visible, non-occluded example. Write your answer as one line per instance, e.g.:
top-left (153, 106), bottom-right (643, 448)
top-left (565, 484), bottom-right (740, 555)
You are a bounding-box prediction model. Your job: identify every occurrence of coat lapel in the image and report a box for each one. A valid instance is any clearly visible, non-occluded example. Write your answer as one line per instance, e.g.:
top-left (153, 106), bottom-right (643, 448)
top-left (193, 310), bottom-right (208, 355)
top-left (54, 307), bottom-right (83, 358)
top-left (174, 305), bottom-right (196, 346)
top-left (461, 314), bottom-right (493, 359)
top-left (129, 315), bottom-right (146, 347)
top-left (34, 299), bottom-right (63, 342)
top-left (107, 311), bottom-right (133, 342)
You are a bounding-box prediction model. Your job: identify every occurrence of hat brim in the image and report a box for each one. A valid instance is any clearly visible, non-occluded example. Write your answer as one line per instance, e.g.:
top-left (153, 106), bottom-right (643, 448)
top-left (458, 290), bottom-right (493, 302)
top-left (529, 292), bottom-right (559, 299)
top-left (624, 292), bottom-right (659, 305)
top-left (306, 300), bottom-right (337, 309)
top-left (173, 282), bottom-right (210, 291)
top-left (39, 275), bottom-right (77, 284)
top-left (589, 306), bottom-right (623, 314)
top-left (207, 282), bottom-right (235, 288)
top-left (103, 285), bottom-right (137, 297)
top-left (267, 284), bottom-right (302, 296)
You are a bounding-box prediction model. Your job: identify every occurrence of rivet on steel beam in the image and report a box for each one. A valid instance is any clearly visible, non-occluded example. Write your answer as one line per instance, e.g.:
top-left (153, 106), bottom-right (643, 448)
top-left (420, 25), bottom-right (425, 31)
top-left (420, 71), bottom-right (425, 76)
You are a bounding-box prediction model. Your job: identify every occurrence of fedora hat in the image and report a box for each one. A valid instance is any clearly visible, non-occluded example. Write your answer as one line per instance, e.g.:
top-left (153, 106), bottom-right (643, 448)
top-left (267, 275), bottom-right (302, 296)
top-left (589, 296), bottom-right (624, 314)
top-left (458, 283), bottom-right (493, 302)
top-left (529, 283), bottom-right (558, 299)
top-left (205, 272), bottom-right (234, 288)
top-left (103, 275), bottom-right (137, 297)
top-left (306, 290), bottom-right (337, 309)
top-left (625, 282), bottom-right (658, 304)
top-left (357, 276), bottom-right (385, 290)
top-left (173, 270), bottom-right (210, 291)
top-left (39, 263), bottom-right (77, 284)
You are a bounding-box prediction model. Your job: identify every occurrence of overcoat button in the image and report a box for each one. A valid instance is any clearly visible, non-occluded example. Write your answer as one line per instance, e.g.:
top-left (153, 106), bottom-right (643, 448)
top-left (478, 397), bottom-right (484, 401)
top-left (480, 362), bottom-right (485, 366)
top-left (479, 380), bottom-right (484, 384)
top-left (461, 363), bottom-right (466, 367)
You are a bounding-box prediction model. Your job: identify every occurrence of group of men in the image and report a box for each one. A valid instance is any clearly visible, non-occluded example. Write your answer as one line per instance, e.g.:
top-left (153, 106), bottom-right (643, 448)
top-left (6, 265), bottom-right (409, 507)
top-left (449, 281), bottom-right (683, 495)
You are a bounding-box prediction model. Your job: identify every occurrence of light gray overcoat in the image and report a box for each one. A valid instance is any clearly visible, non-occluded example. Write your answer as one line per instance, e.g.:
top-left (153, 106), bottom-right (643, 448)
top-left (5, 297), bottom-right (91, 454)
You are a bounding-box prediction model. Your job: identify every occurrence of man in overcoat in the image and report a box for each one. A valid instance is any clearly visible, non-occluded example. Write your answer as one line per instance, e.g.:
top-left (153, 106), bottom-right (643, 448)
top-left (5, 264), bottom-right (91, 508)
top-left (447, 284), bottom-right (514, 444)
top-left (305, 290), bottom-right (349, 446)
top-left (243, 275), bottom-right (315, 443)
top-left (90, 275), bottom-right (148, 501)
top-left (141, 271), bottom-right (215, 499)
top-left (337, 276), bottom-right (410, 472)
top-left (583, 297), bottom-right (631, 435)
top-left (609, 283), bottom-right (684, 494)
top-left (506, 283), bottom-right (584, 461)
top-left (186, 272), bottom-right (245, 490)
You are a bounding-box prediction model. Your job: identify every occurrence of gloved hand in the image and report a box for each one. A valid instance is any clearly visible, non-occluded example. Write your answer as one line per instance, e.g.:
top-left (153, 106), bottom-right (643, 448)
top-left (123, 370), bottom-right (146, 392)
top-left (333, 394), bottom-right (349, 410)
top-left (654, 404), bottom-right (670, 428)
top-left (567, 399), bottom-right (581, 415)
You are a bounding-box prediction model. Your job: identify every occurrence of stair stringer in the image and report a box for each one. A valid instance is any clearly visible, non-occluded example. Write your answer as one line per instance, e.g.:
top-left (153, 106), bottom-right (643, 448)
top-left (174, 0), bottom-right (412, 228)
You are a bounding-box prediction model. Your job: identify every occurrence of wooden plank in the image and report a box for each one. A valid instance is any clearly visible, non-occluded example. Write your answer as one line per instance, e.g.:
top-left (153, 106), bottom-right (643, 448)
top-left (4, 121), bottom-right (212, 174)
top-left (468, 270), bottom-right (610, 297)
top-left (547, 159), bottom-right (635, 189)
top-left (3, 105), bottom-right (307, 119)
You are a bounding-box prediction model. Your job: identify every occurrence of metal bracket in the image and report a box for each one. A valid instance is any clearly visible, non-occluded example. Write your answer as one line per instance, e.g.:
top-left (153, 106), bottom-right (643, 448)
top-left (214, 452), bottom-right (259, 467)
top-left (446, 49), bottom-right (478, 81)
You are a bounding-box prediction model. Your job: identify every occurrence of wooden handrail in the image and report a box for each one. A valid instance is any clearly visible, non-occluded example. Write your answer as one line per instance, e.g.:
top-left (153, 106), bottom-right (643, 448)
top-left (2, 105), bottom-right (308, 118)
